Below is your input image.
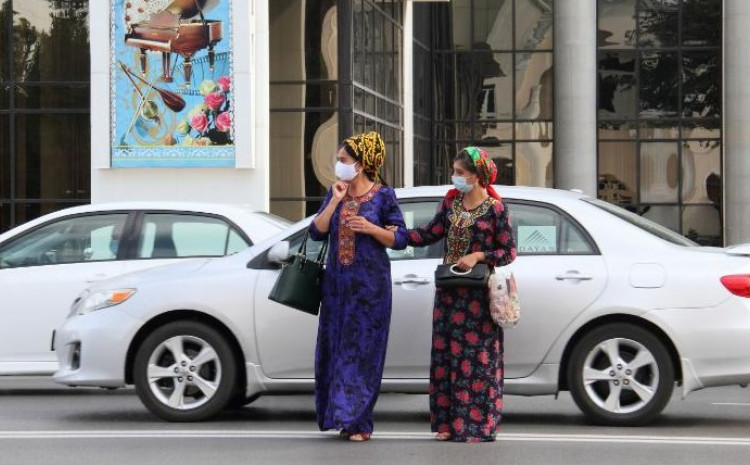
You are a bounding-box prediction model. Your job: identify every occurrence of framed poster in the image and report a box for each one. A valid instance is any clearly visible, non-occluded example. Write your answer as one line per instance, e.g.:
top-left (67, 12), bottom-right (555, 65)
top-left (110, 0), bottom-right (235, 167)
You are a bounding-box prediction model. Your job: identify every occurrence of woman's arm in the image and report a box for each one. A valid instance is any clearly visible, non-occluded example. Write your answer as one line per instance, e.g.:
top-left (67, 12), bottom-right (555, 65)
top-left (406, 197), bottom-right (450, 247)
top-left (310, 182), bottom-right (347, 240)
top-left (483, 200), bottom-right (517, 267)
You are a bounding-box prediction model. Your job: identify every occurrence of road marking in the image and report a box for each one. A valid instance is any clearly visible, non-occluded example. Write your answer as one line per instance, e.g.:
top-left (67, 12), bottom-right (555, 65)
top-left (2, 430), bottom-right (750, 445)
top-left (712, 402), bottom-right (750, 406)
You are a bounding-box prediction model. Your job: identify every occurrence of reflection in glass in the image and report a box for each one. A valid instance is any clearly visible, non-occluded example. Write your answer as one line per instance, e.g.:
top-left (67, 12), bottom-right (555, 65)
top-left (515, 52), bottom-right (552, 120)
top-left (15, 85), bottom-right (90, 109)
top-left (271, 83), bottom-right (338, 110)
top-left (0, 89), bottom-right (7, 109)
top-left (598, 0), bottom-right (636, 49)
top-left (639, 124), bottom-right (678, 139)
top-left (515, 0), bottom-right (554, 51)
top-left (1, 115), bottom-right (8, 198)
top-left (598, 122), bottom-right (638, 140)
top-left (641, 205), bottom-right (679, 233)
top-left (640, 141), bottom-right (679, 203)
top-left (451, 0), bottom-right (472, 50)
top-left (14, 114), bottom-right (90, 200)
top-left (683, 205), bottom-right (721, 246)
top-left (0, 203), bottom-right (9, 233)
top-left (683, 0), bottom-right (721, 47)
top-left (0, 0), bottom-right (8, 81)
top-left (474, 0), bottom-right (512, 50)
top-left (638, 7), bottom-right (678, 47)
top-left (598, 141), bottom-right (637, 205)
top-left (476, 53), bottom-right (512, 120)
top-left (13, 0), bottom-right (90, 82)
top-left (682, 51), bottom-right (721, 118)
top-left (480, 143), bottom-right (514, 186)
top-left (681, 139), bottom-right (720, 204)
top-left (14, 202), bottom-right (87, 229)
top-left (516, 141), bottom-right (553, 187)
top-left (639, 51), bottom-right (679, 117)
top-left (599, 52), bottom-right (636, 119)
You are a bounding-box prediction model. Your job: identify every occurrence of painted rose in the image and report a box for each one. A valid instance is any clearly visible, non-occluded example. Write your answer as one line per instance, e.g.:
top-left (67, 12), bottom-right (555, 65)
top-left (199, 79), bottom-right (219, 96)
top-left (217, 76), bottom-right (232, 93)
top-left (189, 103), bottom-right (208, 118)
top-left (189, 113), bottom-right (209, 134)
top-left (205, 92), bottom-right (226, 112)
top-left (193, 137), bottom-right (211, 147)
top-left (215, 112), bottom-right (232, 132)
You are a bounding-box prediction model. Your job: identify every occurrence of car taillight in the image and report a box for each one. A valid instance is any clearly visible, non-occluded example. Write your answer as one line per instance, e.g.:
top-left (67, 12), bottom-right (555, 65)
top-left (721, 275), bottom-right (750, 298)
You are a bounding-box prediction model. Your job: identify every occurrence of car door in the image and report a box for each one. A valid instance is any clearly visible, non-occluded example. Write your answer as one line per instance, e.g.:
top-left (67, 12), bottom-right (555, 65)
top-left (0, 213), bottom-right (131, 372)
top-left (119, 211), bottom-right (251, 275)
top-left (383, 198), bottom-right (444, 379)
top-left (504, 200), bottom-right (607, 378)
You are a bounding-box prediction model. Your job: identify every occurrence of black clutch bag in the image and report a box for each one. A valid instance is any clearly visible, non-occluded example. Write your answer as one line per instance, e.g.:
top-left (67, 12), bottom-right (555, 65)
top-left (434, 263), bottom-right (490, 289)
top-left (268, 228), bottom-right (328, 315)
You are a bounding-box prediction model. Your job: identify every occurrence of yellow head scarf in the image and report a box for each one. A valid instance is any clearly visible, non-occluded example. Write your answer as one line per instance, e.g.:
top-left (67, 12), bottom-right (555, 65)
top-left (342, 131), bottom-right (386, 182)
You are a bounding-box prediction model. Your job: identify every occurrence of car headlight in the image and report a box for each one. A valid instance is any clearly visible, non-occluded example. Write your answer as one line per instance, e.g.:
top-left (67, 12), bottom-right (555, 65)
top-left (75, 289), bottom-right (137, 315)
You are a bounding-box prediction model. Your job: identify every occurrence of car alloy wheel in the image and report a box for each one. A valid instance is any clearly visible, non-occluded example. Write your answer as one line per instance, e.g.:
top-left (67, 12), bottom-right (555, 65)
top-left (134, 321), bottom-right (237, 421)
top-left (568, 323), bottom-right (674, 426)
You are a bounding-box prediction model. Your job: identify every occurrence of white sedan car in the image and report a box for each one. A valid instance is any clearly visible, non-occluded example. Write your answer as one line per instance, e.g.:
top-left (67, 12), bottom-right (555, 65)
top-left (0, 202), bottom-right (289, 375)
top-left (54, 186), bottom-right (750, 426)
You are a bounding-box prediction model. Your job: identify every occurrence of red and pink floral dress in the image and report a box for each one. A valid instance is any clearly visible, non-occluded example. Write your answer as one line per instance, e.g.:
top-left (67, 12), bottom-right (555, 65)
top-left (407, 193), bottom-right (516, 442)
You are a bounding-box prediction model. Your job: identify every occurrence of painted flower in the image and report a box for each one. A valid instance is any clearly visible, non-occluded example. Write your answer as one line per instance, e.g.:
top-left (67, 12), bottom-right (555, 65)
top-left (190, 113), bottom-right (210, 134)
top-left (205, 92), bottom-right (226, 112)
top-left (193, 137), bottom-right (212, 147)
top-left (216, 112), bottom-right (232, 132)
top-left (176, 120), bottom-right (191, 136)
top-left (199, 79), bottom-right (219, 96)
top-left (189, 103), bottom-right (209, 118)
top-left (217, 75), bottom-right (232, 93)
top-left (161, 134), bottom-right (176, 146)
top-left (181, 136), bottom-right (194, 147)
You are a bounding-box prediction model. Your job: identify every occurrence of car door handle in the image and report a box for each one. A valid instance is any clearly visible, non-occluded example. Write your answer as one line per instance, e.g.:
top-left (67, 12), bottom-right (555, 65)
top-left (555, 271), bottom-right (593, 281)
top-left (394, 277), bottom-right (431, 285)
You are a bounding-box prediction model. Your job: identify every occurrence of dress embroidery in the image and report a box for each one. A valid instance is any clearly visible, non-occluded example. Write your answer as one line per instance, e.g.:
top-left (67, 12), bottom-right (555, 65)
top-left (445, 195), bottom-right (496, 264)
top-left (338, 183), bottom-right (382, 265)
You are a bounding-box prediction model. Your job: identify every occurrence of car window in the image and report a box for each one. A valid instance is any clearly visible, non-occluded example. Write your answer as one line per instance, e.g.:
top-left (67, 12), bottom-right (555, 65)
top-left (0, 213), bottom-right (129, 268)
top-left (387, 200), bottom-right (444, 261)
top-left (137, 213), bottom-right (249, 259)
top-left (287, 228), bottom-right (327, 262)
top-left (509, 202), bottom-right (596, 255)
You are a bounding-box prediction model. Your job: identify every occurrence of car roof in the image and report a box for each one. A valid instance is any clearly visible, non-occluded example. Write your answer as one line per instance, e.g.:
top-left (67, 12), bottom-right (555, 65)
top-left (395, 185), bottom-right (591, 202)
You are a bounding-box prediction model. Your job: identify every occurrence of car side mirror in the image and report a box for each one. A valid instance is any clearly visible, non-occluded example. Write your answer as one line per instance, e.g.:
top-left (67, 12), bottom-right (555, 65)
top-left (267, 241), bottom-right (292, 264)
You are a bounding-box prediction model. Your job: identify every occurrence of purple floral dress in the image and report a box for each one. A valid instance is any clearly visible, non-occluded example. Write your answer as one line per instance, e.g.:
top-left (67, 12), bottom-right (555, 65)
top-left (408, 193), bottom-right (516, 442)
top-left (309, 184), bottom-right (407, 434)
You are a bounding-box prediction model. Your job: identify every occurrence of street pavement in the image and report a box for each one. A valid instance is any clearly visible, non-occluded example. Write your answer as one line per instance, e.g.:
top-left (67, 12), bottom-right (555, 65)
top-left (1, 377), bottom-right (750, 465)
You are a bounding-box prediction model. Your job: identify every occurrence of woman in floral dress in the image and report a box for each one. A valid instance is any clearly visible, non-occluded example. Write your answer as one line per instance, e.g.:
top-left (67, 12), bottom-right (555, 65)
top-left (407, 146), bottom-right (516, 442)
top-left (309, 132), bottom-right (408, 442)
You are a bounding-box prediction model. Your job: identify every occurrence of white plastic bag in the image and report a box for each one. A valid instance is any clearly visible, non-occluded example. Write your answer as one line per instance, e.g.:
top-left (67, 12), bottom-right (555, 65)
top-left (488, 270), bottom-right (520, 328)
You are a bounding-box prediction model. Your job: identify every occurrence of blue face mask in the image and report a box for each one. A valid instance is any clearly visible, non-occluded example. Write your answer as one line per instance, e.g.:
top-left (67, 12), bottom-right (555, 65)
top-left (451, 175), bottom-right (475, 193)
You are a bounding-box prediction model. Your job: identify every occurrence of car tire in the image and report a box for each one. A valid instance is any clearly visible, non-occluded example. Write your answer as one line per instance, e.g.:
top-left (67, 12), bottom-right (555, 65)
top-left (567, 323), bottom-right (674, 426)
top-left (133, 321), bottom-right (238, 422)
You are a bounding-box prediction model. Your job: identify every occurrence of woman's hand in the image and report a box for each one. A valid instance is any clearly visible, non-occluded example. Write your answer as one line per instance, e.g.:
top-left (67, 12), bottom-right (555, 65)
top-left (455, 252), bottom-right (483, 271)
top-left (331, 181), bottom-right (349, 204)
top-left (346, 216), bottom-right (376, 235)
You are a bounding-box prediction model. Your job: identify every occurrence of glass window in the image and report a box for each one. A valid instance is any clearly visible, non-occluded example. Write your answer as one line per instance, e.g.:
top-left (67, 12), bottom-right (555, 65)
top-left (640, 141), bottom-right (679, 203)
top-left (639, 51), bottom-right (679, 118)
top-left (682, 0), bottom-right (721, 47)
top-left (682, 139), bottom-right (720, 204)
top-left (0, 203), bottom-right (9, 233)
top-left (13, 1), bottom-right (90, 82)
top-left (15, 84), bottom-right (91, 110)
top-left (137, 214), bottom-right (248, 259)
top-left (0, 0), bottom-right (8, 82)
top-left (598, 141), bottom-right (637, 205)
top-left (387, 200), bottom-right (444, 261)
top-left (0, 115), bottom-right (8, 198)
top-left (474, 0), bottom-right (512, 50)
top-left (598, 51), bottom-right (636, 119)
top-left (598, 0), bottom-right (636, 49)
top-left (14, 113), bottom-right (90, 200)
top-left (638, 1), bottom-right (679, 48)
top-left (683, 205), bottom-right (721, 246)
top-left (510, 202), bottom-right (596, 255)
top-left (682, 51), bottom-right (721, 118)
top-left (515, 0), bottom-right (554, 51)
top-left (0, 213), bottom-right (128, 268)
top-left (515, 142), bottom-right (553, 187)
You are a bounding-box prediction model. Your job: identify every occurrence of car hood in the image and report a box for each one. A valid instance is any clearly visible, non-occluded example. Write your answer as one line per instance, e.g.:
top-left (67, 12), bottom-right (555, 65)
top-left (89, 257), bottom-right (216, 292)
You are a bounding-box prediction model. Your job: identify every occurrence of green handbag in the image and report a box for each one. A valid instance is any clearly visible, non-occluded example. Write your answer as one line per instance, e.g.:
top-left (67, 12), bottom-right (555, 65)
top-left (268, 228), bottom-right (328, 315)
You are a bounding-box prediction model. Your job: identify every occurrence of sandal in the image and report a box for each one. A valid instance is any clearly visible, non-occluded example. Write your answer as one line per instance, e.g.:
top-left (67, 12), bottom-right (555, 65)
top-left (339, 430), bottom-right (350, 439)
top-left (348, 432), bottom-right (372, 442)
top-left (434, 432), bottom-right (452, 441)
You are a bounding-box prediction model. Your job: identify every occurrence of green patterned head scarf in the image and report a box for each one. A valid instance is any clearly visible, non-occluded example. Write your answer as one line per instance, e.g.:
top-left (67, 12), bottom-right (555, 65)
top-left (463, 146), bottom-right (497, 187)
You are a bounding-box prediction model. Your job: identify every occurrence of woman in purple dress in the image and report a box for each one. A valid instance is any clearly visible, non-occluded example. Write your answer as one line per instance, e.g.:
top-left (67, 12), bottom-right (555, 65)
top-left (308, 131), bottom-right (407, 442)
top-left (407, 147), bottom-right (517, 442)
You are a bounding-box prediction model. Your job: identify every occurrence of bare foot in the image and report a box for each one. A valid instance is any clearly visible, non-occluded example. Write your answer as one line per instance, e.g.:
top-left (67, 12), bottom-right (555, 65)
top-left (348, 432), bottom-right (371, 442)
top-left (435, 432), bottom-right (452, 441)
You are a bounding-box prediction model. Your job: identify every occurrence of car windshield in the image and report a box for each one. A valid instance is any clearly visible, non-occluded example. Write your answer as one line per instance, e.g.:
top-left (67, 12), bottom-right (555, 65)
top-left (583, 198), bottom-right (698, 247)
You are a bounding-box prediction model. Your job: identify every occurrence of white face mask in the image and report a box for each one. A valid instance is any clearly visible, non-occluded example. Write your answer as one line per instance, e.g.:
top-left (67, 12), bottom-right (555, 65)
top-left (335, 161), bottom-right (359, 181)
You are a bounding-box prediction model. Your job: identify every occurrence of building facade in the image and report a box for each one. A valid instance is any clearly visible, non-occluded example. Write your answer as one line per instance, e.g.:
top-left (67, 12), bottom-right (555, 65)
top-left (2, 0), bottom-right (747, 246)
